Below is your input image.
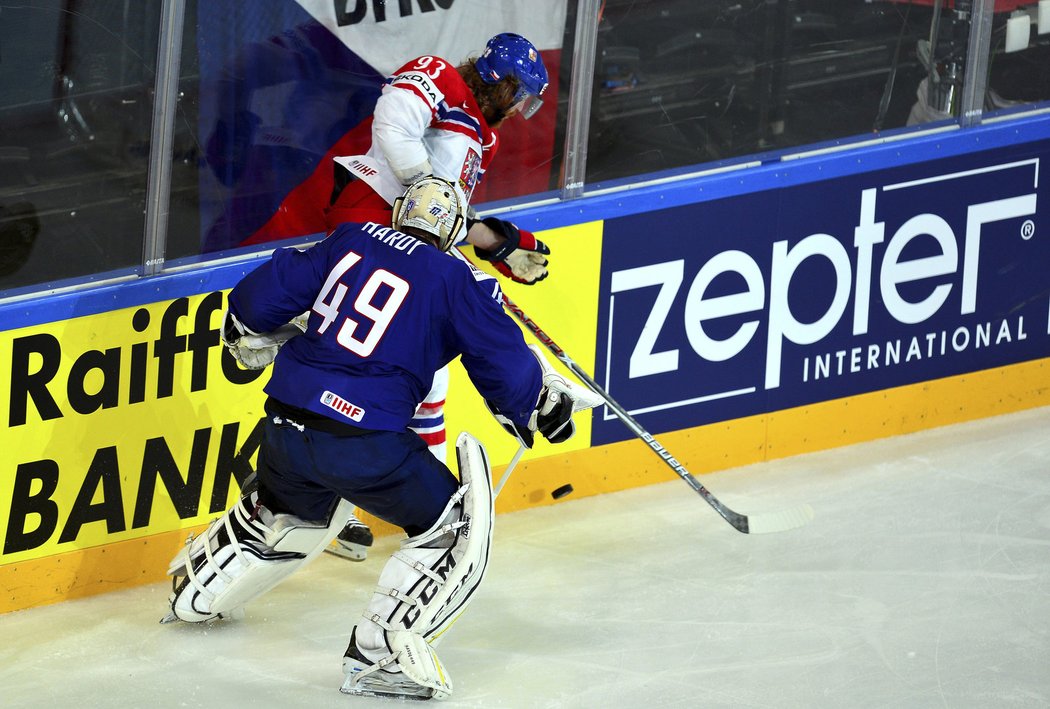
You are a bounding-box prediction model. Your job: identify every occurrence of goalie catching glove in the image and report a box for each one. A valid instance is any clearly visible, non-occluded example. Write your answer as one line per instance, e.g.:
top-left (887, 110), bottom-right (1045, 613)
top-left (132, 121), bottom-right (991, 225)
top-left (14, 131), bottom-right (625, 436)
top-left (472, 217), bottom-right (550, 285)
top-left (486, 344), bottom-right (604, 448)
top-left (222, 309), bottom-right (308, 370)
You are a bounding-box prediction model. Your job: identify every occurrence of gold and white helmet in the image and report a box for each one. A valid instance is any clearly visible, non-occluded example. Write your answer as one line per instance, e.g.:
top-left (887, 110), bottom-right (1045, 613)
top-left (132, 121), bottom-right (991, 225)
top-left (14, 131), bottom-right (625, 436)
top-left (392, 177), bottom-right (466, 252)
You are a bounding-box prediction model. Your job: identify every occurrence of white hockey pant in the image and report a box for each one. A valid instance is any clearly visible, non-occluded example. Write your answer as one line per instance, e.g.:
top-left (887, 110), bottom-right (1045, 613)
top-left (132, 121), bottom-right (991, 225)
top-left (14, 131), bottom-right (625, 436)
top-left (166, 492), bottom-right (355, 622)
top-left (348, 433), bottom-right (494, 687)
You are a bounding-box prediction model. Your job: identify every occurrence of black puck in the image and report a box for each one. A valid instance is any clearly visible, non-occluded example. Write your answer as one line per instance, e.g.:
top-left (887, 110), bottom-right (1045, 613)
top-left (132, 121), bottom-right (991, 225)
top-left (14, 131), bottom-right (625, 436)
top-left (551, 484), bottom-right (574, 500)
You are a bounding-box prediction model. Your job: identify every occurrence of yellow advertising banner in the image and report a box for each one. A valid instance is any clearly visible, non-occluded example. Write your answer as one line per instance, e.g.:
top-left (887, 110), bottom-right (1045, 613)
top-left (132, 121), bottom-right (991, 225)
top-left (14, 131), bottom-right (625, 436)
top-left (0, 221), bottom-right (605, 577)
top-left (1, 291), bottom-right (269, 566)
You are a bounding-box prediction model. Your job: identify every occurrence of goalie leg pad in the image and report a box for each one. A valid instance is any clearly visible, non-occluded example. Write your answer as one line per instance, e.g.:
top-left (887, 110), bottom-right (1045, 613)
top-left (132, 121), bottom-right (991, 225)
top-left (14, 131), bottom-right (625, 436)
top-left (355, 432), bottom-right (495, 654)
top-left (165, 493), bottom-right (354, 622)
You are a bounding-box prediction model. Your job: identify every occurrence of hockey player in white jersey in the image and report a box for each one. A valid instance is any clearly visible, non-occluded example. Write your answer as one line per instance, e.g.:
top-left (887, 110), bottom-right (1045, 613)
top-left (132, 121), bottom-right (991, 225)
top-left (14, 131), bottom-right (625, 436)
top-left (324, 32), bottom-right (553, 560)
top-left (162, 178), bottom-right (597, 700)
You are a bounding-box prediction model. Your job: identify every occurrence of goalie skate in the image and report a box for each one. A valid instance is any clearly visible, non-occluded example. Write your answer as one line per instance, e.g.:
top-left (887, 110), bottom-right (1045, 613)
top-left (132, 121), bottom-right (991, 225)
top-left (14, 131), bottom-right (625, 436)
top-left (325, 514), bottom-right (374, 561)
top-left (340, 629), bottom-right (451, 701)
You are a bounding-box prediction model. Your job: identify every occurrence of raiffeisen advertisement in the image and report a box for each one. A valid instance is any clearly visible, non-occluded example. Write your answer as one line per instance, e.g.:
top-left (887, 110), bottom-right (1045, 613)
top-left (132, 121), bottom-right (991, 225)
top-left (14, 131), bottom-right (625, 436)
top-left (1, 293), bottom-right (265, 566)
top-left (594, 147), bottom-right (1049, 444)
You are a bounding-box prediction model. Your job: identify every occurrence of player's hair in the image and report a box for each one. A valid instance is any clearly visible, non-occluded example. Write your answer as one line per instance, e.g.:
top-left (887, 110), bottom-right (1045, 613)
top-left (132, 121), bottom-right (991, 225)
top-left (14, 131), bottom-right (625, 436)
top-left (458, 61), bottom-right (520, 127)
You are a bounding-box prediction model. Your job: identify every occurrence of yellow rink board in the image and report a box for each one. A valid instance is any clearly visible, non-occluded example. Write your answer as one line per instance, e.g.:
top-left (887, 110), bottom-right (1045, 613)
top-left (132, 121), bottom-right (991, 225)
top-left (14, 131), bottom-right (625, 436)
top-left (3, 356), bottom-right (1047, 614)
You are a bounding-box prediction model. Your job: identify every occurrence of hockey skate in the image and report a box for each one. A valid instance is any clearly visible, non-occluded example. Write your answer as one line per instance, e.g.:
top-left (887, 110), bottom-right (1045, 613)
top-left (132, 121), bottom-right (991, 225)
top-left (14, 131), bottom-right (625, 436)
top-left (340, 628), bottom-right (451, 700)
top-left (325, 513), bottom-right (374, 561)
top-left (160, 604), bottom-right (244, 624)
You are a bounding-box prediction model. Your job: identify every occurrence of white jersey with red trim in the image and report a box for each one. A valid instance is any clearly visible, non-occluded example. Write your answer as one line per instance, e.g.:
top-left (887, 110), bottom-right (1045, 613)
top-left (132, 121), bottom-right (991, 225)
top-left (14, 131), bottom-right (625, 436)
top-left (334, 55), bottom-right (498, 213)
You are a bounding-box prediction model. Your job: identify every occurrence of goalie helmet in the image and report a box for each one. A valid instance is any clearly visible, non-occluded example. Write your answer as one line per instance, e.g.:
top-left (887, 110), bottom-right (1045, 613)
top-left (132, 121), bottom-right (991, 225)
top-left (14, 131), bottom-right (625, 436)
top-left (474, 33), bottom-right (548, 119)
top-left (392, 177), bottom-right (465, 252)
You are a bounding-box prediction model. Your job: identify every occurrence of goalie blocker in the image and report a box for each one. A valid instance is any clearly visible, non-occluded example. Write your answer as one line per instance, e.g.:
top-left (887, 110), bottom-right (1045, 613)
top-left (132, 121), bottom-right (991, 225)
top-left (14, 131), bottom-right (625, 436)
top-left (486, 344), bottom-right (604, 449)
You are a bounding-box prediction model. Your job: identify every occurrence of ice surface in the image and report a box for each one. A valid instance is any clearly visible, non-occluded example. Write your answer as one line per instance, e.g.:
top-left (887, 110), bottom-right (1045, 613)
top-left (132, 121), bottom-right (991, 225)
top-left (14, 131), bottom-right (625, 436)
top-left (2, 407), bottom-right (1049, 708)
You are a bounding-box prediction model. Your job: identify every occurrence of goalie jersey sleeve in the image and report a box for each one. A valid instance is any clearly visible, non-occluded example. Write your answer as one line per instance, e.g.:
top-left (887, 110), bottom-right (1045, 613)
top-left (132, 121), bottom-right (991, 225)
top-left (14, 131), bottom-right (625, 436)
top-left (228, 221), bottom-right (540, 432)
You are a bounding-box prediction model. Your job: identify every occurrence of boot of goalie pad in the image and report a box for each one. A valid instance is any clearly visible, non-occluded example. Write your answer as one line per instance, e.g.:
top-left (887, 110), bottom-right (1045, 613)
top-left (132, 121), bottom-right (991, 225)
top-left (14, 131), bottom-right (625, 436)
top-left (352, 431), bottom-right (494, 659)
top-left (340, 628), bottom-right (452, 700)
top-left (165, 492), bottom-right (355, 622)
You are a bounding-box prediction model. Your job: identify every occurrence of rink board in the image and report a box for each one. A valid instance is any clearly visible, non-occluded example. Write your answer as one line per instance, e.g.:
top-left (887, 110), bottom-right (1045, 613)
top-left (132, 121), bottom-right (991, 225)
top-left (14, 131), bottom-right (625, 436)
top-left (3, 116), bottom-right (1050, 613)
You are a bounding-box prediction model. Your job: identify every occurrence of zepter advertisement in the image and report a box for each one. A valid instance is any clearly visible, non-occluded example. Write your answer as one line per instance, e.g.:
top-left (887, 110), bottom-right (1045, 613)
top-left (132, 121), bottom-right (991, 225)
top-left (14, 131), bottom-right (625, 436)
top-left (594, 146), bottom-right (1050, 445)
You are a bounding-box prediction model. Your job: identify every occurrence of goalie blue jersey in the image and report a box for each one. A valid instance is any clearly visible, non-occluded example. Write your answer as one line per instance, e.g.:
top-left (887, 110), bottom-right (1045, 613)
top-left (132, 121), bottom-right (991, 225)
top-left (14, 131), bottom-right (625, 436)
top-left (228, 221), bottom-right (542, 432)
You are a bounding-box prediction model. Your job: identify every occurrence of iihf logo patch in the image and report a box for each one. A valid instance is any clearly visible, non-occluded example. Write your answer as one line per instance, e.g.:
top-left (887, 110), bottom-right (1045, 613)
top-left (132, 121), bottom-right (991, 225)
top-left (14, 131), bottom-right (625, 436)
top-left (321, 390), bottom-right (365, 422)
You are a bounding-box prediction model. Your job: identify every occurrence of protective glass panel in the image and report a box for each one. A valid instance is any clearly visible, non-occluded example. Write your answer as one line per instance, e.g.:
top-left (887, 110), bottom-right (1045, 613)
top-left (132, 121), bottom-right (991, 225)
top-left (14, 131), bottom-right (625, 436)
top-left (167, 0), bottom-right (574, 261)
top-left (0, 2), bottom-right (161, 293)
top-left (586, 0), bottom-right (976, 185)
top-left (982, 2), bottom-right (1050, 119)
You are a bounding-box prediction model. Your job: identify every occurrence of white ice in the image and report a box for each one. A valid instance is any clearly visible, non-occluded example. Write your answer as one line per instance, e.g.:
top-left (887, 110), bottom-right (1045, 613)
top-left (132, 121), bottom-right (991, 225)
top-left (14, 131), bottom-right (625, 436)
top-left (2, 406), bottom-right (1049, 708)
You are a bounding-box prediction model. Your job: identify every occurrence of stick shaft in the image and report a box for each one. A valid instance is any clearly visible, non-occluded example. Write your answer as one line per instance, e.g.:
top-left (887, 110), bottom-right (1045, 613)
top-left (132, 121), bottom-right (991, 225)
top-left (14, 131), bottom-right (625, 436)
top-left (498, 296), bottom-right (752, 533)
top-left (451, 247), bottom-right (810, 533)
top-left (494, 443), bottom-right (526, 497)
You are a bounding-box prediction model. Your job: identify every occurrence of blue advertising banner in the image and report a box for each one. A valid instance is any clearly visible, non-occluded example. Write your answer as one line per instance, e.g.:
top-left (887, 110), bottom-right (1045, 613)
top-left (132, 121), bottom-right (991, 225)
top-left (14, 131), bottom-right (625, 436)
top-left (594, 142), bottom-right (1050, 445)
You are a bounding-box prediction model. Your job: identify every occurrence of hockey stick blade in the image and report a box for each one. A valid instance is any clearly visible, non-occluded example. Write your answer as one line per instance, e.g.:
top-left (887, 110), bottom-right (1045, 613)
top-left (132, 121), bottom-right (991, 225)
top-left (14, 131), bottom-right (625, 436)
top-left (492, 287), bottom-right (814, 535)
top-left (733, 502), bottom-right (815, 535)
top-left (632, 418), bottom-right (814, 534)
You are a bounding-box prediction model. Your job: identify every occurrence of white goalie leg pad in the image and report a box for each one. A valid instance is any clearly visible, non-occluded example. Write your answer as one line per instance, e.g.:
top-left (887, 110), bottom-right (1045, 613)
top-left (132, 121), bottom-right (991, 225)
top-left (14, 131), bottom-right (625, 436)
top-left (165, 493), bottom-right (355, 622)
top-left (356, 432), bottom-right (494, 655)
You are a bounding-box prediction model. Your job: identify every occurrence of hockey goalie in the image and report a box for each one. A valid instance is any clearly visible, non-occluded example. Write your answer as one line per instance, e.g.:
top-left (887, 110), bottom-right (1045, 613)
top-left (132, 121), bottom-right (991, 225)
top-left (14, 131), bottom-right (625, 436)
top-left (161, 177), bottom-right (598, 700)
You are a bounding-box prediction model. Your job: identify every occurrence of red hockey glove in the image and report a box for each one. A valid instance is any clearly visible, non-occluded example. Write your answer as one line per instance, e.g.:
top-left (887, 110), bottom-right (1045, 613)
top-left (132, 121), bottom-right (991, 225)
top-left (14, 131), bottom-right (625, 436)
top-left (473, 217), bottom-right (550, 285)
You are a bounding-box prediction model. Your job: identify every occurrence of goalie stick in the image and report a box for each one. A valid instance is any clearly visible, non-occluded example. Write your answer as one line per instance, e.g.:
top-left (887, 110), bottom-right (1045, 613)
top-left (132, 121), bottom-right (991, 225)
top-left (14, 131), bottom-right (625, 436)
top-left (495, 290), bottom-right (814, 535)
top-left (494, 443), bottom-right (526, 497)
